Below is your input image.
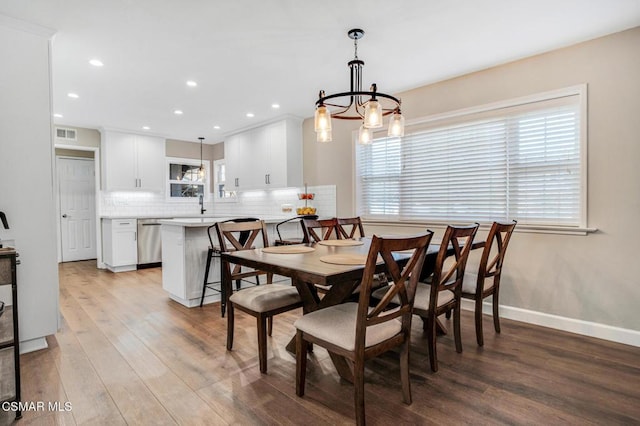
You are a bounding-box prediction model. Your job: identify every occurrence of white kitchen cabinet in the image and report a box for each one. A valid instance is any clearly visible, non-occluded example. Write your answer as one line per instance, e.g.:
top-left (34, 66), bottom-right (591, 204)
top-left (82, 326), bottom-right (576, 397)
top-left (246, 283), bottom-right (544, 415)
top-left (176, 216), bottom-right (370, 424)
top-left (225, 117), bottom-right (302, 190)
top-left (102, 218), bottom-right (138, 272)
top-left (101, 130), bottom-right (166, 191)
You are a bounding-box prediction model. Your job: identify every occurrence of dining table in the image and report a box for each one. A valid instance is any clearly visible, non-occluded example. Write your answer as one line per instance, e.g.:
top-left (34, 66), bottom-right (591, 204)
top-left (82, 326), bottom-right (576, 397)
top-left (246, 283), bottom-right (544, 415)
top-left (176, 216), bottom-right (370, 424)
top-left (220, 237), bottom-right (444, 382)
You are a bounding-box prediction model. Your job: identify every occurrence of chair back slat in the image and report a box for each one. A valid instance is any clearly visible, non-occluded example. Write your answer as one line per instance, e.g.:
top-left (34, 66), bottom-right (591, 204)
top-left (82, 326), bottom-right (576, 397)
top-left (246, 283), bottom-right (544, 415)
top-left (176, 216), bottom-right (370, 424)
top-left (355, 232), bottom-right (433, 349)
top-left (478, 220), bottom-right (517, 284)
top-left (302, 218), bottom-right (341, 242)
top-left (432, 224), bottom-right (479, 295)
top-left (337, 217), bottom-right (365, 239)
top-left (215, 219), bottom-right (268, 252)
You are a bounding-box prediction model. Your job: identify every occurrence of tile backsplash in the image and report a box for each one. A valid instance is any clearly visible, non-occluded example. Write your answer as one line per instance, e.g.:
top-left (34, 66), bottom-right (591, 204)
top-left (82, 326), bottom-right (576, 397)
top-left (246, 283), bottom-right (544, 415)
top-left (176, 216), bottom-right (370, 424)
top-left (100, 185), bottom-right (337, 218)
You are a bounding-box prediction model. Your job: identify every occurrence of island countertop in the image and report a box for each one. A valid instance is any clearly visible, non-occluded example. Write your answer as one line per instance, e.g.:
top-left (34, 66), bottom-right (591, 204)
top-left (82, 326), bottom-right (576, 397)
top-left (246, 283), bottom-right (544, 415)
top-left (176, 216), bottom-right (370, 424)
top-left (159, 216), bottom-right (294, 227)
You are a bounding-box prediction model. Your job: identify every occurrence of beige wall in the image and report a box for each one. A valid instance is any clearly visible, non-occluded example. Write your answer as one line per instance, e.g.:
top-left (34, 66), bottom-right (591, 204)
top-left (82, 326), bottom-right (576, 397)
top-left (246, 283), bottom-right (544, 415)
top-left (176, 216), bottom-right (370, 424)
top-left (55, 126), bottom-right (100, 148)
top-left (303, 27), bottom-right (640, 332)
top-left (55, 148), bottom-right (94, 158)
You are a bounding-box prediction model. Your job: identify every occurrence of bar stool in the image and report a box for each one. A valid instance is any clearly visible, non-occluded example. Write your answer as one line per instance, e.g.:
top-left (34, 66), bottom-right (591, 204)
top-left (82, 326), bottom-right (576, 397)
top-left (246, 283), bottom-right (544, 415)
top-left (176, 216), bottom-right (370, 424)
top-left (274, 214), bottom-right (318, 246)
top-left (199, 217), bottom-right (260, 316)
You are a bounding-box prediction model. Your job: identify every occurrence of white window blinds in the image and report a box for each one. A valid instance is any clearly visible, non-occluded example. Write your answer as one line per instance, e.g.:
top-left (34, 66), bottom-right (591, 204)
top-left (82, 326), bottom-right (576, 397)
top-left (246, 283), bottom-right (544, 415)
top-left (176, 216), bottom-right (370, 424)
top-left (356, 89), bottom-right (584, 227)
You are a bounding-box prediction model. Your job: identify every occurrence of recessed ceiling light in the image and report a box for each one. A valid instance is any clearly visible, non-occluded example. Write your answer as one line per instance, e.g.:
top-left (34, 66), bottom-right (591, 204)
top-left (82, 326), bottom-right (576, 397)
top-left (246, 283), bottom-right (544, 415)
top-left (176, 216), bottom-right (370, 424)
top-left (89, 59), bottom-right (104, 67)
top-left (67, 93), bottom-right (79, 99)
top-left (271, 103), bottom-right (280, 109)
top-left (53, 113), bottom-right (63, 118)
top-left (186, 80), bottom-right (197, 87)
top-left (174, 110), bottom-right (183, 115)
top-left (213, 125), bottom-right (221, 130)
top-left (246, 113), bottom-right (255, 118)
top-left (142, 126), bottom-right (150, 130)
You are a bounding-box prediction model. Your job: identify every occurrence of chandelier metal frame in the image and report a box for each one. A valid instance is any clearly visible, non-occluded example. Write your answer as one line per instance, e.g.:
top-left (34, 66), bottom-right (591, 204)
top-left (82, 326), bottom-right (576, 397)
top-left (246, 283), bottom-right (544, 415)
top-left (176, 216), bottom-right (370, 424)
top-left (315, 29), bottom-right (402, 120)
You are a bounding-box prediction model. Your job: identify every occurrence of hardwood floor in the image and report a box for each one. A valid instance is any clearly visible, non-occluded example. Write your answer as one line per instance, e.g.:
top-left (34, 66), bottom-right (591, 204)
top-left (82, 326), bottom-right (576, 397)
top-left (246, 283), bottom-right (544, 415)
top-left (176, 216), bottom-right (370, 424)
top-left (3, 260), bottom-right (639, 425)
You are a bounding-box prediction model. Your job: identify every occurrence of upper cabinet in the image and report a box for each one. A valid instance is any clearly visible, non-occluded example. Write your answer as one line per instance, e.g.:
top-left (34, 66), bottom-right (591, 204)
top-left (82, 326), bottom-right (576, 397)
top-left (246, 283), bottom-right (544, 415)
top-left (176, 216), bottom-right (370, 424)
top-left (225, 117), bottom-right (303, 190)
top-left (101, 130), bottom-right (166, 191)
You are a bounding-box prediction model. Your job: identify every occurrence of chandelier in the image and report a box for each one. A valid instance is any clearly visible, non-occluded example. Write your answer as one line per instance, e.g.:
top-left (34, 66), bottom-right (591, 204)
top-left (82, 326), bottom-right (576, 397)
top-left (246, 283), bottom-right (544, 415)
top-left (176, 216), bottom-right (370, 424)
top-left (314, 28), bottom-right (405, 144)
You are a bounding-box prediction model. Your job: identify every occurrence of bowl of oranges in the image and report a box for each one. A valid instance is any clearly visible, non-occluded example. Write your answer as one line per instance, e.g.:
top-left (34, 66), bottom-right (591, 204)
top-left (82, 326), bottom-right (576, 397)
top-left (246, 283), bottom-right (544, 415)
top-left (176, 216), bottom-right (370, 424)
top-left (296, 206), bottom-right (316, 215)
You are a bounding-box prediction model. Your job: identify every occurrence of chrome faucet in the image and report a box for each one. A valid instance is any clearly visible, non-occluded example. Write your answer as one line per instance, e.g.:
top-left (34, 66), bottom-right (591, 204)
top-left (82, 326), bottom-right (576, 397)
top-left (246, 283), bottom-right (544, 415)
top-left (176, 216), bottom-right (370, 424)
top-left (199, 195), bottom-right (206, 215)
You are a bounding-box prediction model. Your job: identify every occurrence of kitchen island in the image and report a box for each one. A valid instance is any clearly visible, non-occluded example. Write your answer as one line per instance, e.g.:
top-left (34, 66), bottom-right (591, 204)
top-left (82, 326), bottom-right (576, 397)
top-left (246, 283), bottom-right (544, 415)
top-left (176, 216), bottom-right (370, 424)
top-left (160, 216), bottom-right (297, 307)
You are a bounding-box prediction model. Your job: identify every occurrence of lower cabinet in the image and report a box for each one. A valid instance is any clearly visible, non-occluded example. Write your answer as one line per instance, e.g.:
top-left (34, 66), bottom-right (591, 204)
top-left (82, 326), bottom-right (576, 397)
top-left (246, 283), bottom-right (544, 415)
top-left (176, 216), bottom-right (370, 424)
top-left (102, 219), bottom-right (138, 272)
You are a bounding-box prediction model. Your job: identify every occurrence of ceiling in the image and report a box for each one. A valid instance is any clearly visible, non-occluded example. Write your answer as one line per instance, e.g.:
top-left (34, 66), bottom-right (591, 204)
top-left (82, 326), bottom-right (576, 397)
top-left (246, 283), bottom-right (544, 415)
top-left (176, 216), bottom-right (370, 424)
top-left (2, 0), bottom-right (640, 144)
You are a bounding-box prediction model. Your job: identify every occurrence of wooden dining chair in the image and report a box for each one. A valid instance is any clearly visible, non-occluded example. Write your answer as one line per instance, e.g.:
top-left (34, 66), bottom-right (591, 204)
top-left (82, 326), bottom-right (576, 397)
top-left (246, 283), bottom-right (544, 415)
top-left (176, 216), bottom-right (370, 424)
top-left (200, 217), bottom-right (260, 313)
top-left (295, 232), bottom-right (433, 426)
top-left (462, 220), bottom-right (517, 346)
top-left (218, 220), bottom-right (303, 373)
top-left (302, 217), bottom-right (341, 243)
top-left (337, 217), bottom-right (365, 239)
top-left (413, 223), bottom-right (478, 372)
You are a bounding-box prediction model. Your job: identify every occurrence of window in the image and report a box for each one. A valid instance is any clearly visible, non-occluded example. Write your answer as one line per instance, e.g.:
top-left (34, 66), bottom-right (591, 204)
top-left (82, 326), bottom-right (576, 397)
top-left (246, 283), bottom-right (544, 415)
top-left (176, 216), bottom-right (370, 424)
top-left (356, 86), bottom-right (586, 228)
top-left (166, 157), bottom-right (209, 200)
top-left (213, 159), bottom-right (236, 200)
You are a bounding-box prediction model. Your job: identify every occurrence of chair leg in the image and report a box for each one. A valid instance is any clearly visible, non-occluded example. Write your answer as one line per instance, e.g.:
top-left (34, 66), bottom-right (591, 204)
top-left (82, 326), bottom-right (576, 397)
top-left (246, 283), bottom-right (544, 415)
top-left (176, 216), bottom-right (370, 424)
top-left (267, 315), bottom-right (273, 336)
top-left (226, 303), bottom-right (235, 351)
top-left (475, 296), bottom-right (484, 346)
top-left (400, 337), bottom-right (412, 405)
top-left (354, 358), bottom-right (366, 426)
top-left (445, 309), bottom-right (452, 319)
top-left (200, 249), bottom-right (213, 308)
top-left (295, 330), bottom-right (308, 397)
top-left (453, 303), bottom-right (463, 354)
top-left (426, 315), bottom-right (438, 372)
top-left (220, 255), bottom-right (226, 317)
top-left (492, 289), bottom-right (501, 333)
top-left (257, 314), bottom-right (268, 373)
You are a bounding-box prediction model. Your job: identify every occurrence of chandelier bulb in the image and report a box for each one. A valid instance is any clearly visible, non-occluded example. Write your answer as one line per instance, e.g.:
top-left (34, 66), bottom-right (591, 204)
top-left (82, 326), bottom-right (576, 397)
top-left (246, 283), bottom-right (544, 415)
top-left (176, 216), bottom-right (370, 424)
top-left (364, 99), bottom-right (383, 129)
top-left (314, 104), bottom-right (332, 132)
top-left (358, 124), bottom-right (373, 145)
top-left (388, 111), bottom-right (405, 137)
top-left (317, 129), bottom-right (332, 143)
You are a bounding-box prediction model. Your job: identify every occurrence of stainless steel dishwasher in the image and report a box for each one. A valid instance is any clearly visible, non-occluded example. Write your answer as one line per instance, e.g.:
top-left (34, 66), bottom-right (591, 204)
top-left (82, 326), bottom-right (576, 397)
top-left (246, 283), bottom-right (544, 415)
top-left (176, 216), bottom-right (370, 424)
top-left (137, 218), bottom-right (163, 267)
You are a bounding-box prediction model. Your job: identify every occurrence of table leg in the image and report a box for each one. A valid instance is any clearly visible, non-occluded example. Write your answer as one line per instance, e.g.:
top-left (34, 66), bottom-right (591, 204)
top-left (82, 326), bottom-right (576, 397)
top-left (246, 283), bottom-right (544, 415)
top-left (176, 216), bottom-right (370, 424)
top-left (328, 352), bottom-right (354, 383)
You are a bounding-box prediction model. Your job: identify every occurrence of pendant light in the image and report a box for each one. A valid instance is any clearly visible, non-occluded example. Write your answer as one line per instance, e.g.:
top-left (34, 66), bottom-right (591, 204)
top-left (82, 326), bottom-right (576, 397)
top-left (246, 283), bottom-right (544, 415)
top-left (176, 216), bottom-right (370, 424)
top-left (198, 137), bottom-right (205, 180)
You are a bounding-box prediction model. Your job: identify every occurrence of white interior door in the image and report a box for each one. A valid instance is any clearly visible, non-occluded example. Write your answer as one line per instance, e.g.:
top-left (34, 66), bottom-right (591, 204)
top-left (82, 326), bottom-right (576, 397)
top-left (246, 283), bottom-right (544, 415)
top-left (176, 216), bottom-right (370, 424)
top-left (58, 157), bottom-right (97, 261)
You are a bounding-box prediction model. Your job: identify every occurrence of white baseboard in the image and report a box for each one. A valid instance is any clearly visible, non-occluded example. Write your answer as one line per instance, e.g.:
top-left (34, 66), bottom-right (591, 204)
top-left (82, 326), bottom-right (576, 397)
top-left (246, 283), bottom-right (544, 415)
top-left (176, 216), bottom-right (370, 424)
top-left (460, 299), bottom-right (640, 348)
top-left (19, 336), bottom-right (49, 354)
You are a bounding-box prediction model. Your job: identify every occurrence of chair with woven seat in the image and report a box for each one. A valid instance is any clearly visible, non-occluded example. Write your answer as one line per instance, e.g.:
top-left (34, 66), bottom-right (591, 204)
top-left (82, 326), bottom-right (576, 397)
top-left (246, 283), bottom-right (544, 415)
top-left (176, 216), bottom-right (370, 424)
top-left (302, 217), bottom-right (341, 243)
top-left (274, 215), bottom-right (318, 246)
top-left (295, 231), bottom-right (433, 426)
top-left (199, 217), bottom-right (260, 315)
top-left (412, 223), bottom-right (478, 372)
top-left (219, 219), bottom-right (303, 373)
top-left (337, 217), bottom-right (365, 239)
top-left (462, 220), bottom-right (517, 346)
